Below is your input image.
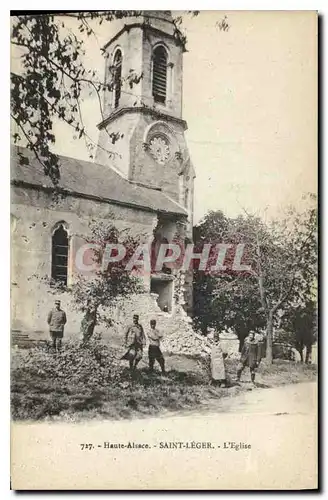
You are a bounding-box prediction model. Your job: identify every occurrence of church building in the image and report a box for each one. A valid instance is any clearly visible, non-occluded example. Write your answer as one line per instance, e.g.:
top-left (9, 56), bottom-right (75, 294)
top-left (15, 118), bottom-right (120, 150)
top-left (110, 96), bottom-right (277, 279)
top-left (11, 11), bottom-right (195, 340)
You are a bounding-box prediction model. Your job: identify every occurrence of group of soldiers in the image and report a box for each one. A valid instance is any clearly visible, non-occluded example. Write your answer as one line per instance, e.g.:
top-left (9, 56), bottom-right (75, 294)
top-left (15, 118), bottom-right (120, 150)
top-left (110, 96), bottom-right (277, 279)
top-left (47, 301), bottom-right (166, 374)
top-left (47, 300), bottom-right (261, 382)
top-left (121, 314), bottom-right (166, 374)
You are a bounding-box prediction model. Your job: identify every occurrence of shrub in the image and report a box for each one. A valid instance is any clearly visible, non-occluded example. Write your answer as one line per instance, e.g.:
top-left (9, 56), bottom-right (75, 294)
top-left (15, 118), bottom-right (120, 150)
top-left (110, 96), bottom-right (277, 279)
top-left (11, 334), bottom-right (124, 420)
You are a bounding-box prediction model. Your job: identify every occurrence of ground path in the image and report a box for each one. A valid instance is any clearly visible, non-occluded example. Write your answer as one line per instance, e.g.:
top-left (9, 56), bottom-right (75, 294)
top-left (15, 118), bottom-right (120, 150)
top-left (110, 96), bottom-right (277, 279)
top-left (193, 380), bottom-right (317, 416)
top-left (12, 382), bottom-right (317, 489)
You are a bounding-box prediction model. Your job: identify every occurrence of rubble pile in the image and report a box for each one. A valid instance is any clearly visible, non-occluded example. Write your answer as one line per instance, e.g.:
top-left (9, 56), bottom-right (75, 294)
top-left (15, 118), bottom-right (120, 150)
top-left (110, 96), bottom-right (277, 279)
top-left (161, 327), bottom-right (209, 357)
top-left (98, 293), bottom-right (211, 358)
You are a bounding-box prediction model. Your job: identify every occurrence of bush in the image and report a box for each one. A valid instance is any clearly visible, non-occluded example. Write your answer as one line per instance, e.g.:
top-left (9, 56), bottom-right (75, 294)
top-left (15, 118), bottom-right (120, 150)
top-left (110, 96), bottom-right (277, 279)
top-left (11, 337), bottom-right (317, 422)
top-left (11, 335), bottom-right (124, 420)
top-left (273, 342), bottom-right (293, 361)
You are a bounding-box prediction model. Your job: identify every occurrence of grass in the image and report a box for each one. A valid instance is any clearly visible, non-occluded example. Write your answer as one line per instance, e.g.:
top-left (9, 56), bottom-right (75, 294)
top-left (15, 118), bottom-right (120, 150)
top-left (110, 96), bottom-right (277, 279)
top-left (253, 358), bottom-right (318, 387)
top-left (11, 345), bottom-right (317, 422)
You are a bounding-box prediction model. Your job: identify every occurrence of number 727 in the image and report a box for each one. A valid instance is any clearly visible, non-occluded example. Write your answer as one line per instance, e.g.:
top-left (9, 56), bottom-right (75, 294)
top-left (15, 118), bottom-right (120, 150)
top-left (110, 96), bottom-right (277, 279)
top-left (80, 444), bottom-right (94, 450)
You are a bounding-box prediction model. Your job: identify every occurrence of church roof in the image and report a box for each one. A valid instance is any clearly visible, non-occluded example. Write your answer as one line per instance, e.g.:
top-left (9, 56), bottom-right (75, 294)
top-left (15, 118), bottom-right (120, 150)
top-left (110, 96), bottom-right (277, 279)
top-left (11, 147), bottom-right (188, 217)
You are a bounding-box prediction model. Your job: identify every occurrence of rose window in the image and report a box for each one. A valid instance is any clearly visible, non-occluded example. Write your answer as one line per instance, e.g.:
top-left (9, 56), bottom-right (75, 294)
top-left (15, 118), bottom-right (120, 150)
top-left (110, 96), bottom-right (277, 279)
top-left (149, 136), bottom-right (170, 164)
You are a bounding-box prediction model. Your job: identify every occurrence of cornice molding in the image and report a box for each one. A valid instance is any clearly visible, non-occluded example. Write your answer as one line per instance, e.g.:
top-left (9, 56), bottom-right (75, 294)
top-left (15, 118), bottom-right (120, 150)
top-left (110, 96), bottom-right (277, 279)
top-left (103, 22), bottom-right (184, 52)
top-left (97, 106), bottom-right (188, 131)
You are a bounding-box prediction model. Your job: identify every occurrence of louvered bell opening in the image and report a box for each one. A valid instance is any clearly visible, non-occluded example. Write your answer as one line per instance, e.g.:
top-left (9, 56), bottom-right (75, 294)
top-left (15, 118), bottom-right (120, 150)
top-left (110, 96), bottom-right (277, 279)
top-left (152, 47), bottom-right (167, 104)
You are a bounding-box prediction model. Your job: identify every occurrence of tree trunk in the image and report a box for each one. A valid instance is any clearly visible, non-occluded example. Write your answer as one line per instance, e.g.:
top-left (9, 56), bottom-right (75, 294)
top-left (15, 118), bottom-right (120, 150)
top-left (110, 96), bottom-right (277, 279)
top-left (81, 306), bottom-right (97, 343)
top-left (305, 344), bottom-right (312, 364)
top-left (201, 323), bottom-right (209, 336)
top-left (296, 343), bottom-right (304, 363)
top-left (266, 312), bottom-right (274, 364)
top-left (237, 328), bottom-right (248, 352)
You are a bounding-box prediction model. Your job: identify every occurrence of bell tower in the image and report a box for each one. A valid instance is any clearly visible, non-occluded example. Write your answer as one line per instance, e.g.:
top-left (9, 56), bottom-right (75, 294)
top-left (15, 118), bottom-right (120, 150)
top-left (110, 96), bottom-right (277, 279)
top-left (96, 10), bottom-right (194, 224)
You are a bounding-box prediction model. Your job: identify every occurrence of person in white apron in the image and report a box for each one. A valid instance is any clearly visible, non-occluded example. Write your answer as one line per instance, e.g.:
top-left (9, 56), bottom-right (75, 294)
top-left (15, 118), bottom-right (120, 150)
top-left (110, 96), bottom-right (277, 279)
top-left (204, 332), bottom-right (227, 387)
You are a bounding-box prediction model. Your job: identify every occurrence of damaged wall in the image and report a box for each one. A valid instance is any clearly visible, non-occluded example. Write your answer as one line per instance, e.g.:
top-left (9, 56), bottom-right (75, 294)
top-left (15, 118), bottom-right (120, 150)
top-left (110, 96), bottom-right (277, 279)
top-left (11, 185), bottom-right (193, 341)
top-left (11, 185), bottom-right (157, 338)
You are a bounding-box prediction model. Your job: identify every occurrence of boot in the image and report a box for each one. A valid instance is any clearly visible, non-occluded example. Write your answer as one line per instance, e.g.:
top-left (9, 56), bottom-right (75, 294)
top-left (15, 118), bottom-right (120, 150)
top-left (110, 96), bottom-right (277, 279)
top-left (159, 358), bottom-right (165, 375)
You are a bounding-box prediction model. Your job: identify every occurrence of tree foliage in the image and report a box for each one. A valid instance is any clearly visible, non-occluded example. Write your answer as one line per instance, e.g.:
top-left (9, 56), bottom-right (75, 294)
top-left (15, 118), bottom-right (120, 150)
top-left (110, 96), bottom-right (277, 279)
top-left (193, 196), bottom-right (317, 362)
top-left (11, 11), bottom-right (143, 184)
top-left (193, 211), bottom-right (266, 347)
top-left (279, 299), bottom-right (317, 362)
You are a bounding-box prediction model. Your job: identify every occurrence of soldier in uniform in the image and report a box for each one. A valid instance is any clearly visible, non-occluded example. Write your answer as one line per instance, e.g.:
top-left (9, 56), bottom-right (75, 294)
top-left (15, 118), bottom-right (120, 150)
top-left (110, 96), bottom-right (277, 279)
top-left (122, 314), bottom-right (146, 372)
top-left (236, 332), bottom-right (262, 384)
top-left (147, 319), bottom-right (165, 374)
top-left (47, 300), bottom-right (67, 352)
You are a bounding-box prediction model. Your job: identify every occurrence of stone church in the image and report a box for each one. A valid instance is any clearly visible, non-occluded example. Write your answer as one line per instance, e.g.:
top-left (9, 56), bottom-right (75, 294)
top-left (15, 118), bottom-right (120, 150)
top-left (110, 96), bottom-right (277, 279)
top-left (11, 11), bottom-right (195, 341)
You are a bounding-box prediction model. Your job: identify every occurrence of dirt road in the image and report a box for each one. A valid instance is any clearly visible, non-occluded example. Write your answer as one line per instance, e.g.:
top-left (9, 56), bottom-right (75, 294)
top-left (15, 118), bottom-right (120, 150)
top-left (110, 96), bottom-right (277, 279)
top-left (206, 381), bottom-right (317, 416)
top-left (12, 382), bottom-right (318, 490)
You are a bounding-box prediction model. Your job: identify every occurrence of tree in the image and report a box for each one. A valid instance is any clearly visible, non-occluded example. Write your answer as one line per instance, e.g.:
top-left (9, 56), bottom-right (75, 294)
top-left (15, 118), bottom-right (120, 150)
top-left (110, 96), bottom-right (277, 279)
top-left (249, 198), bottom-right (317, 363)
top-left (193, 272), bottom-right (266, 351)
top-left (193, 197), bottom-right (317, 363)
top-left (280, 299), bottom-right (317, 363)
top-left (193, 211), bottom-right (266, 348)
top-left (10, 11), bottom-right (202, 184)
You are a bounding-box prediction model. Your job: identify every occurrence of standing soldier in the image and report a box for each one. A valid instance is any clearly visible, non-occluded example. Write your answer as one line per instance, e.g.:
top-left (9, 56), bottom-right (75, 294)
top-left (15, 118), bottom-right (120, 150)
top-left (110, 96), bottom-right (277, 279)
top-left (121, 314), bottom-right (146, 373)
top-left (47, 300), bottom-right (67, 352)
top-left (236, 332), bottom-right (261, 384)
top-left (148, 319), bottom-right (165, 374)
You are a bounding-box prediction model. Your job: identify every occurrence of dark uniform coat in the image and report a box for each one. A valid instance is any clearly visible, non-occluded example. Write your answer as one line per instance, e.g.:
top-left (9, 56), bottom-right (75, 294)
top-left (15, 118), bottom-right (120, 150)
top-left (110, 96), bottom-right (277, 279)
top-left (122, 323), bottom-right (146, 362)
top-left (240, 339), bottom-right (261, 370)
top-left (47, 309), bottom-right (67, 336)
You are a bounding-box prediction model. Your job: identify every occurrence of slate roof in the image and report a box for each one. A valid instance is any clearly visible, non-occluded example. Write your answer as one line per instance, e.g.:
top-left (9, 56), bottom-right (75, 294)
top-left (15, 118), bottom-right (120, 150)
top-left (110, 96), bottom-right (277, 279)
top-left (11, 147), bottom-right (187, 217)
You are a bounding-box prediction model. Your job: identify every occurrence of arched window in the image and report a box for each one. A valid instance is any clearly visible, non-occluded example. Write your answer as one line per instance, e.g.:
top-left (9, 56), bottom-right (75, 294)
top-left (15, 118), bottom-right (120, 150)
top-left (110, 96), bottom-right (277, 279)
top-left (113, 49), bottom-right (122, 109)
top-left (51, 223), bottom-right (69, 285)
top-left (152, 46), bottom-right (167, 104)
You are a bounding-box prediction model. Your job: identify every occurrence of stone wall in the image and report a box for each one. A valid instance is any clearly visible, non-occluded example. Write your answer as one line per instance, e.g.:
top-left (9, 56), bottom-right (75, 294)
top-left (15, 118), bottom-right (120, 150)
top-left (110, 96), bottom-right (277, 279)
top-left (96, 16), bottom-right (191, 208)
top-left (11, 185), bottom-right (157, 336)
top-left (11, 185), bottom-right (195, 340)
top-left (97, 111), bottom-right (191, 205)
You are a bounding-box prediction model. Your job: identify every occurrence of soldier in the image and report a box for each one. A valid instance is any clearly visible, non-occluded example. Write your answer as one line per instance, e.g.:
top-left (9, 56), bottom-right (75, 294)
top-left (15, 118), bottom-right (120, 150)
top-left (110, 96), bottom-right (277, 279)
top-left (148, 319), bottom-right (165, 374)
top-left (47, 300), bottom-right (67, 352)
top-left (121, 314), bottom-right (146, 372)
top-left (236, 332), bottom-right (261, 384)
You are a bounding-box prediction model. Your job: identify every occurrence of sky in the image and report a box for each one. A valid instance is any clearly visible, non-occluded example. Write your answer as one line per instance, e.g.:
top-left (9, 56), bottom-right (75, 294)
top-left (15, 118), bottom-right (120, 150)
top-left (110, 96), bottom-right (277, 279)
top-left (12, 11), bottom-right (318, 223)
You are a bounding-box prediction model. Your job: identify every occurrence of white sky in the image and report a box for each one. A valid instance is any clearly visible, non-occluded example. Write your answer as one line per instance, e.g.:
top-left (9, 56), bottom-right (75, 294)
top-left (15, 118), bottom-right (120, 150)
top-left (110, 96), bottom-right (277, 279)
top-left (12, 11), bottom-right (318, 223)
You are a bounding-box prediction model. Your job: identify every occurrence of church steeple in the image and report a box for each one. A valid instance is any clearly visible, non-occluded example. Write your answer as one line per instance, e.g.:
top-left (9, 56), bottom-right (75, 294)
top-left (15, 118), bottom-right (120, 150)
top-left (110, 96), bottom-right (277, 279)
top-left (98, 10), bottom-right (183, 122)
top-left (96, 10), bottom-right (194, 215)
